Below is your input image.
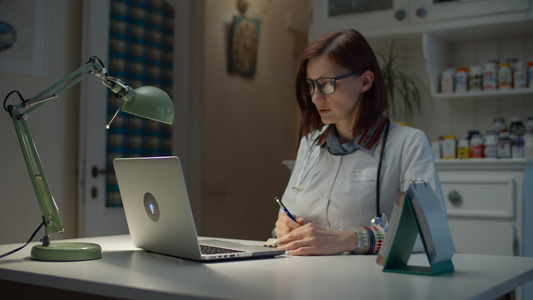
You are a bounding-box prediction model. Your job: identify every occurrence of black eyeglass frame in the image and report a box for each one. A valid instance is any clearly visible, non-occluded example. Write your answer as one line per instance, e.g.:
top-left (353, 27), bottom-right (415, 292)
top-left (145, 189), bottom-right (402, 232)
top-left (300, 70), bottom-right (363, 96)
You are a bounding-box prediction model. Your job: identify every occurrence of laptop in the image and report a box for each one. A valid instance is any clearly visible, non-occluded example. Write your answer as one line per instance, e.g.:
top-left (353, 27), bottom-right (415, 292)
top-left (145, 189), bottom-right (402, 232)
top-left (113, 156), bottom-right (284, 261)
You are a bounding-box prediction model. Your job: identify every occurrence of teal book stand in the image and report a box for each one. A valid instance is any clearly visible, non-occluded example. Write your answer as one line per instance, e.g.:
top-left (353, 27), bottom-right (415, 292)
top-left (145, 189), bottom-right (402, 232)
top-left (382, 193), bottom-right (455, 276)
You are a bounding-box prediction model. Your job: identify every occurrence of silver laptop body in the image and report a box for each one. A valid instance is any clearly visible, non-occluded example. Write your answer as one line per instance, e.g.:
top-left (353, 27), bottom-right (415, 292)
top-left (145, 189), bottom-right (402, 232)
top-left (113, 156), bottom-right (284, 261)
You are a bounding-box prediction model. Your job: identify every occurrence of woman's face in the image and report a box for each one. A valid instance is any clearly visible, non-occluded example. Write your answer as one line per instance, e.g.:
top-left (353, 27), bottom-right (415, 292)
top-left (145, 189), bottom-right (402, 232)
top-left (306, 55), bottom-right (368, 130)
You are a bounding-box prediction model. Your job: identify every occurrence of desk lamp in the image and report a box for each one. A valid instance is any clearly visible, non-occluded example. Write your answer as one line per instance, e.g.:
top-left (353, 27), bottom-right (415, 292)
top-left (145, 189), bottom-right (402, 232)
top-left (3, 56), bottom-right (174, 261)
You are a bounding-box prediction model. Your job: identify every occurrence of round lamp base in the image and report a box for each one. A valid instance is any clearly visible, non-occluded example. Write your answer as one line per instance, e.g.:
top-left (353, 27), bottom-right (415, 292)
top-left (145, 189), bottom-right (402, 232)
top-left (31, 242), bottom-right (102, 261)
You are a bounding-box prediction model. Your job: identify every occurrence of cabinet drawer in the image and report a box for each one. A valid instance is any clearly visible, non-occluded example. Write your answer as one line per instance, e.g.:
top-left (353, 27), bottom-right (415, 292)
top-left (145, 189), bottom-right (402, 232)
top-left (448, 220), bottom-right (515, 256)
top-left (439, 171), bottom-right (515, 218)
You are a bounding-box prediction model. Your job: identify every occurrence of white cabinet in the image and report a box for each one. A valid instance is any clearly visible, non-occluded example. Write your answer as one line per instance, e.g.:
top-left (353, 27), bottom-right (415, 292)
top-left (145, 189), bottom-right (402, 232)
top-left (309, 0), bottom-right (410, 40)
top-left (437, 159), bottom-right (533, 299)
top-left (310, 0), bottom-right (532, 39)
top-left (436, 159), bottom-right (532, 257)
top-left (411, 0), bottom-right (529, 23)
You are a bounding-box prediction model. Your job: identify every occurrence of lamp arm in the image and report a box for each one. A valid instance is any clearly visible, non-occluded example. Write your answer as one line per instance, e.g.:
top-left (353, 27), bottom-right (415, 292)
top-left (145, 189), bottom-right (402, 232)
top-left (8, 106), bottom-right (63, 237)
top-left (5, 56), bottom-right (107, 238)
top-left (17, 56), bottom-right (106, 116)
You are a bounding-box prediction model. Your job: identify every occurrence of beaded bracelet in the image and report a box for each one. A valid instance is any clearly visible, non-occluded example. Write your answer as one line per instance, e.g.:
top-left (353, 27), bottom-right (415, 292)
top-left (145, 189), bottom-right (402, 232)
top-left (369, 226), bottom-right (385, 253)
top-left (350, 227), bottom-right (370, 254)
top-left (350, 226), bottom-right (385, 255)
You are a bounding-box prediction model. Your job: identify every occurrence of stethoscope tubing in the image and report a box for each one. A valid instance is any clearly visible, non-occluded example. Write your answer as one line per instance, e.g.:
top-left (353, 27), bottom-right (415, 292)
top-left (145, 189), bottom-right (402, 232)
top-left (292, 119), bottom-right (390, 226)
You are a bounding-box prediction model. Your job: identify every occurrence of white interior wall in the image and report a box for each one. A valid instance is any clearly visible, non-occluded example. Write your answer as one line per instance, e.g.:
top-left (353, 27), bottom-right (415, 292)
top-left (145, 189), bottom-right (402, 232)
top-left (0, 0), bottom-right (82, 244)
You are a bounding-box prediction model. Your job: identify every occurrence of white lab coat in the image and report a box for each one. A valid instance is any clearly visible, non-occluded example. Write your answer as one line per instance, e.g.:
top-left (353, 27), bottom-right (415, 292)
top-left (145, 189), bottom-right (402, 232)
top-left (280, 122), bottom-right (445, 231)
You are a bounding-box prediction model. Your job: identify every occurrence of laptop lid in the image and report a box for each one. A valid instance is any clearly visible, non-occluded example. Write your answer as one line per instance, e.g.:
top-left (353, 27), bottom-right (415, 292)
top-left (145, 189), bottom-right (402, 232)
top-left (113, 156), bottom-right (283, 261)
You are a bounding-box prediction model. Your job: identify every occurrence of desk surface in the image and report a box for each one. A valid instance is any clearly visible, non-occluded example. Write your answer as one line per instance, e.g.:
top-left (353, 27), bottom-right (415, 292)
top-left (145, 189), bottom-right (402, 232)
top-left (1, 235), bottom-right (533, 300)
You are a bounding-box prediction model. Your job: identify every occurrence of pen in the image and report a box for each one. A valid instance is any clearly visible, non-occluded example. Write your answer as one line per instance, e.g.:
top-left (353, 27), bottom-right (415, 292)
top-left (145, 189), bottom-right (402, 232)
top-left (275, 197), bottom-right (297, 223)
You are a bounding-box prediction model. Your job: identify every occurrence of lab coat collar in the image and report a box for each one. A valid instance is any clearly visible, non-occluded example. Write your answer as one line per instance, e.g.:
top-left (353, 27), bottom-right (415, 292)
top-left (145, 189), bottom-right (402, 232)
top-left (316, 116), bottom-right (389, 151)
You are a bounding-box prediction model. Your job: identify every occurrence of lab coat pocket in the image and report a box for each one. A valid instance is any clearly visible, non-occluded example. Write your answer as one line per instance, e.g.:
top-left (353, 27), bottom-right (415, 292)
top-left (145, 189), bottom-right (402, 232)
top-left (350, 168), bottom-right (377, 200)
top-left (351, 168), bottom-right (377, 182)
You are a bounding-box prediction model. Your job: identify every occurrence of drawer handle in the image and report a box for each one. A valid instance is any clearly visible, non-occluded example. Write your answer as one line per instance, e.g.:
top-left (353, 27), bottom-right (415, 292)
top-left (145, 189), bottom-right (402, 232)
top-left (447, 190), bottom-right (462, 205)
top-left (394, 9), bottom-right (406, 21)
top-left (416, 7), bottom-right (427, 18)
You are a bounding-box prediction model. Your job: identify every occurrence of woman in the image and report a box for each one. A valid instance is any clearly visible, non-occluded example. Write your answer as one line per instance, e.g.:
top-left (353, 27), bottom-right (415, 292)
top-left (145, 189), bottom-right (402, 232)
top-left (274, 29), bottom-right (444, 256)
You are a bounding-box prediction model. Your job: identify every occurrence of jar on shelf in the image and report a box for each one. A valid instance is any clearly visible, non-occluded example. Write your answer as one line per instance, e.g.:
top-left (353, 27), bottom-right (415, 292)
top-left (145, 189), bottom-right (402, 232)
top-left (512, 137), bottom-right (524, 158)
top-left (492, 117), bottom-right (507, 133)
top-left (513, 61), bottom-right (526, 89)
top-left (498, 62), bottom-right (513, 89)
top-left (468, 66), bottom-right (482, 91)
top-left (509, 117), bottom-right (525, 138)
top-left (454, 67), bottom-right (468, 93)
top-left (484, 130), bottom-right (498, 158)
top-left (457, 138), bottom-right (470, 159)
top-left (470, 134), bottom-right (484, 158)
top-left (497, 131), bottom-right (512, 158)
top-left (442, 135), bottom-right (456, 159)
top-left (441, 68), bottom-right (455, 93)
top-left (483, 60), bottom-right (499, 90)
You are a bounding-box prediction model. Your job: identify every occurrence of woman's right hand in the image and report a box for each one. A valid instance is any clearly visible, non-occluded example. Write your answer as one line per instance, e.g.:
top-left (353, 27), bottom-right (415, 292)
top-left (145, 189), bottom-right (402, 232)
top-left (274, 213), bottom-right (305, 238)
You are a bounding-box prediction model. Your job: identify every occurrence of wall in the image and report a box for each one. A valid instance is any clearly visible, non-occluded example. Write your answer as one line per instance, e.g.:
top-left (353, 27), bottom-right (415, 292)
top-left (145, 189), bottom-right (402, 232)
top-left (199, 0), bottom-right (309, 240)
top-left (0, 0), bottom-right (308, 246)
top-left (0, 0), bottom-right (82, 244)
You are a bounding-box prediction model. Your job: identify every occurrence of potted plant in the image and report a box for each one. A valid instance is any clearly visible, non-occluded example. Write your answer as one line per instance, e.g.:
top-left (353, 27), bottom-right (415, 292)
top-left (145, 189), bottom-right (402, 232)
top-left (378, 42), bottom-right (426, 123)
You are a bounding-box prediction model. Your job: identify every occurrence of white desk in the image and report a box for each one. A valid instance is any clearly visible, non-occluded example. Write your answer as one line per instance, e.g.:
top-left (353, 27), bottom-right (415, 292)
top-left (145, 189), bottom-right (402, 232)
top-left (1, 235), bottom-right (533, 300)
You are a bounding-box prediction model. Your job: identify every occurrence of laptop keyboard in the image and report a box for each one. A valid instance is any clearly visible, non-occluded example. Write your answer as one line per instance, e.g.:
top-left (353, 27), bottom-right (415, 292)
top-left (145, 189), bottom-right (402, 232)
top-left (200, 245), bottom-right (245, 255)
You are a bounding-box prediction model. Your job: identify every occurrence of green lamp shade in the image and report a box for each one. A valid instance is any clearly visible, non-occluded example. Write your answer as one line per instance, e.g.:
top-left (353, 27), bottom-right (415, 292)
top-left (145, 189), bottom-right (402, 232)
top-left (121, 86), bottom-right (175, 125)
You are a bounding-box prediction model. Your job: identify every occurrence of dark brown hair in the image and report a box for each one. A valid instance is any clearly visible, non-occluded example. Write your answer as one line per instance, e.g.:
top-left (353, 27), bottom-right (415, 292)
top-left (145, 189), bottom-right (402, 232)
top-left (295, 29), bottom-right (388, 142)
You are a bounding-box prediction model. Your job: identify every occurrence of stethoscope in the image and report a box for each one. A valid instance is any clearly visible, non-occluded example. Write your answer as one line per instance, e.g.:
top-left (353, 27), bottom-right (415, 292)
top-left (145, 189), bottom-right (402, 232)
top-left (292, 119), bottom-right (390, 230)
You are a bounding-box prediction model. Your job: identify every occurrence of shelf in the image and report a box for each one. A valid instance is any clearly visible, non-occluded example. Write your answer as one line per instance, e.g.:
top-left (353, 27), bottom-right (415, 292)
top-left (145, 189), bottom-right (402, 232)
top-left (436, 158), bottom-right (529, 170)
top-left (433, 89), bottom-right (533, 101)
top-left (423, 28), bottom-right (533, 101)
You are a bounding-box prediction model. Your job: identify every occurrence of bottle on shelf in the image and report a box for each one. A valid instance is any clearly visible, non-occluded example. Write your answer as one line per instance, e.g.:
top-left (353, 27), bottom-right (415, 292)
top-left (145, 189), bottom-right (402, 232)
top-left (457, 138), bottom-right (470, 159)
top-left (484, 130), bottom-right (498, 158)
top-left (483, 60), bottom-right (499, 90)
top-left (509, 117), bottom-right (525, 139)
top-left (468, 66), bottom-right (482, 91)
top-left (470, 134), bottom-right (484, 158)
top-left (512, 137), bottom-right (524, 158)
top-left (498, 62), bottom-right (512, 89)
top-left (492, 117), bottom-right (507, 133)
top-left (454, 67), bottom-right (468, 93)
top-left (497, 131), bottom-right (512, 158)
top-left (442, 135), bottom-right (457, 159)
top-left (441, 68), bottom-right (455, 93)
top-left (513, 61), bottom-right (526, 89)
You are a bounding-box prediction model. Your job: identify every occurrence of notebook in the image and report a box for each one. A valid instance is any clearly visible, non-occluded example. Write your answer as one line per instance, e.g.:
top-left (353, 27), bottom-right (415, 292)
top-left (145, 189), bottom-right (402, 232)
top-left (113, 156), bottom-right (284, 261)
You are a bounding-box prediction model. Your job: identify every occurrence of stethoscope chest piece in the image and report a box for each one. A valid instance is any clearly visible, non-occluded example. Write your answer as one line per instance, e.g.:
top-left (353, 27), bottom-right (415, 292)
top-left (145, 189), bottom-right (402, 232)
top-left (371, 213), bottom-right (389, 231)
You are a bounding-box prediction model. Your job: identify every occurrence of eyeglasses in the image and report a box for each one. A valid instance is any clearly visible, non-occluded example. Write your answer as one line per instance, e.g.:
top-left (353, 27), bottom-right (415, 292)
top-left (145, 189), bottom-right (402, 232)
top-left (300, 71), bottom-right (363, 96)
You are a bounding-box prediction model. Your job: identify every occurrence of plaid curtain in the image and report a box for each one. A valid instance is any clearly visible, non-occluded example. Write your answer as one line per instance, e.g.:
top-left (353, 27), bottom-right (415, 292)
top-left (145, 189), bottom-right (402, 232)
top-left (106, 0), bottom-right (174, 207)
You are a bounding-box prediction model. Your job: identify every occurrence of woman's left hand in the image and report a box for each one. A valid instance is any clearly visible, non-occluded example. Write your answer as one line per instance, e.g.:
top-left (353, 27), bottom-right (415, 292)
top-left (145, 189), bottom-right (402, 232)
top-left (276, 223), bottom-right (357, 255)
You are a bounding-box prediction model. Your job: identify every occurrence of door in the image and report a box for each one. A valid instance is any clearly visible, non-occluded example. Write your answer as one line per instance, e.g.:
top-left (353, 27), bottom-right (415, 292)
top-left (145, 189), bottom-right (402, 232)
top-left (78, 0), bottom-right (193, 237)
